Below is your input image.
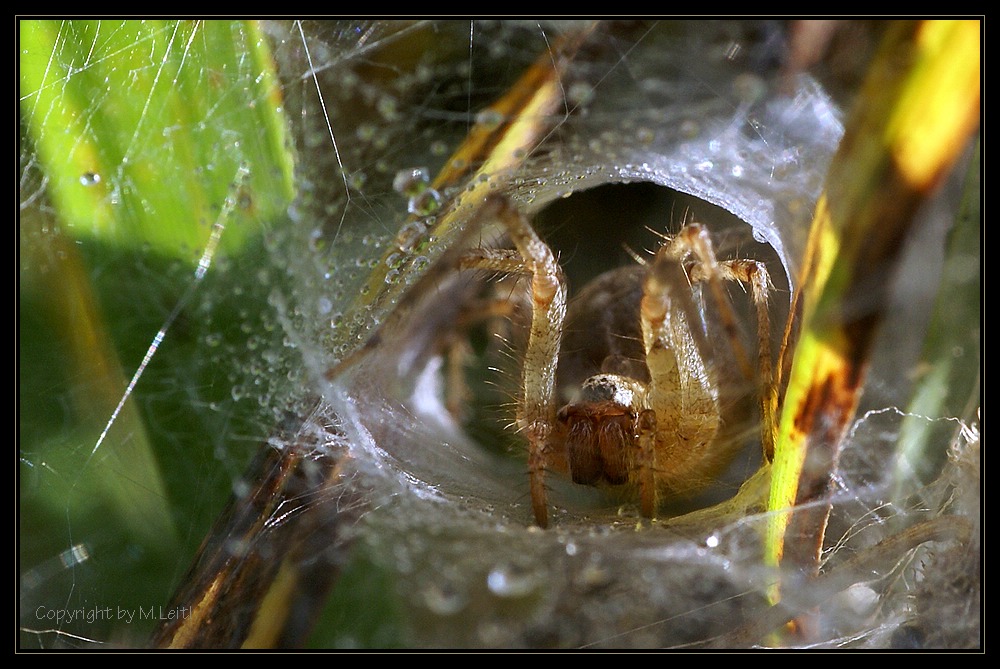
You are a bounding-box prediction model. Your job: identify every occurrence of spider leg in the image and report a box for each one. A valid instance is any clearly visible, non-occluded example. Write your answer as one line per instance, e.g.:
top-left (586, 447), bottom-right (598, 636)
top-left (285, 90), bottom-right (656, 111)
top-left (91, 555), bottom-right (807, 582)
top-left (667, 221), bottom-right (777, 465)
top-left (708, 258), bottom-right (776, 463)
top-left (665, 223), bottom-right (755, 379)
top-left (637, 409), bottom-right (657, 518)
top-left (458, 196), bottom-right (567, 527)
top-left (640, 249), bottom-right (722, 505)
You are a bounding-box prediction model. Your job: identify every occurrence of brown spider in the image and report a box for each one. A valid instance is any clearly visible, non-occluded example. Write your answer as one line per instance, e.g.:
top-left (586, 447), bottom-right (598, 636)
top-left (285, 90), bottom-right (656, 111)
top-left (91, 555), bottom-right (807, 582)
top-left (459, 195), bottom-right (777, 528)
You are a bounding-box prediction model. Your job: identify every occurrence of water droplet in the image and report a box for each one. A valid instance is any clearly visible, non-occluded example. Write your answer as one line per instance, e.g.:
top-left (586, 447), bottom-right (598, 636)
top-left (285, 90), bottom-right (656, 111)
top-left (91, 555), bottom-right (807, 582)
top-left (59, 543), bottom-right (90, 569)
top-left (393, 167), bottom-right (430, 198)
top-left (408, 189), bottom-right (442, 216)
top-left (732, 73), bottom-right (767, 104)
top-left (488, 41), bottom-right (507, 59)
top-left (385, 251), bottom-right (404, 269)
top-left (225, 537), bottom-right (250, 558)
top-left (80, 172), bottom-right (101, 186)
top-left (475, 108), bottom-right (504, 129)
top-left (579, 561), bottom-right (611, 589)
top-left (385, 268), bottom-right (400, 284)
top-left (317, 296), bottom-right (332, 314)
top-left (679, 119), bottom-right (700, 138)
top-left (422, 582), bottom-right (468, 616)
top-left (567, 82), bottom-right (594, 107)
top-left (396, 220), bottom-right (427, 253)
top-left (347, 171), bottom-right (367, 190)
top-left (730, 164), bottom-right (744, 178)
top-left (705, 534), bottom-right (720, 548)
top-left (231, 478), bottom-right (252, 499)
top-left (486, 563), bottom-right (539, 598)
top-left (376, 95), bottom-right (400, 122)
top-left (837, 583), bottom-right (879, 617)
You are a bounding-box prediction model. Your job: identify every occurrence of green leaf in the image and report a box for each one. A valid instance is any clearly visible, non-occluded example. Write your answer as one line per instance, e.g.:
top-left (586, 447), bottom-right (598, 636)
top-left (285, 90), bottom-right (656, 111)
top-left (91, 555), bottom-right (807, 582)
top-left (20, 19), bottom-right (295, 647)
top-left (20, 19), bottom-right (293, 256)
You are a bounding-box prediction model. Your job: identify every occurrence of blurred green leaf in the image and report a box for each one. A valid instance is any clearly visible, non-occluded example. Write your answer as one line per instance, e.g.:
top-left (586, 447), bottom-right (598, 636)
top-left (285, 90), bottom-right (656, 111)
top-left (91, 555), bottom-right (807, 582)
top-left (19, 19), bottom-right (295, 647)
top-left (20, 19), bottom-right (293, 256)
top-left (895, 140), bottom-right (980, 486)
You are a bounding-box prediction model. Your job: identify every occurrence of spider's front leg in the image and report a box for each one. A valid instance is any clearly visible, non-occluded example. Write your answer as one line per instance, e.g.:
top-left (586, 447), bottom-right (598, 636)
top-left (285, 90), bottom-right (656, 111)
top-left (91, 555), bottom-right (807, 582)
top-left (641, 221), bottom-right (776, 514)
top-left (667, 223), bottom-right (777, 461)
top-left (640, 247), bottom-right (723, 509)
top-left (459, 196), bottom-right (567, 528)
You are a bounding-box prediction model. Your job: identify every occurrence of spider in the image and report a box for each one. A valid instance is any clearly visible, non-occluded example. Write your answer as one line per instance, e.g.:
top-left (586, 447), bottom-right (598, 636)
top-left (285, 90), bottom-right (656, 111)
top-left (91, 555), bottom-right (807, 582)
top-left (459, 194), bottom-right (778, 528)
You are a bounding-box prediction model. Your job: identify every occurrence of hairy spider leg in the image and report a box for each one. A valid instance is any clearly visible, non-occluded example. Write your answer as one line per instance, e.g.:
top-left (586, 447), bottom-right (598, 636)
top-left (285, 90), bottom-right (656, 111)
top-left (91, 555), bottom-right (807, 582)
top-left (459, 196), bottom-right (568, 527)
top-left (688, 256), bottom-right (776, 464)
top-left (664, 222), bottom-right (776, 460)
top-left (639, 224), bottom-right (776, 516)
top-left (640, 247), bottom-right (722, 513)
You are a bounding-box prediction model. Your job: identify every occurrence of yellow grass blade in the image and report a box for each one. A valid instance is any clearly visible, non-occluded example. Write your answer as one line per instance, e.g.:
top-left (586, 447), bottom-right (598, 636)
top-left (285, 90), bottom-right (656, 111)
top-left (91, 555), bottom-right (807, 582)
top-left (765, 19), bottom-right (980, 588)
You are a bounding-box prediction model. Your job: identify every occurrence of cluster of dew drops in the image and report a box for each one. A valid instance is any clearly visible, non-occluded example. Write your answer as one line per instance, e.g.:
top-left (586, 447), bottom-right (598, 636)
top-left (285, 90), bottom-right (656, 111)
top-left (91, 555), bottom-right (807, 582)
top-left (381, 166), bottom-right (444, 285)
